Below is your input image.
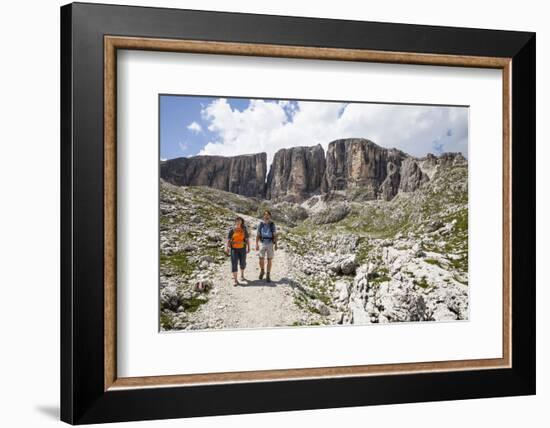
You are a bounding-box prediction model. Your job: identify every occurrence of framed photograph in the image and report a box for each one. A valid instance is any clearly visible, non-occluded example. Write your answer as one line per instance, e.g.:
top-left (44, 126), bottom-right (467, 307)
top-left (60, 2), bottom-right (536, 424)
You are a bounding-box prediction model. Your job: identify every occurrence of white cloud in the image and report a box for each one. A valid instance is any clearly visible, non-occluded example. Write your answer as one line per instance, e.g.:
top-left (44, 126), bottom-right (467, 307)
top-left (198, 98), bottom-right (468, 166)
top-left (187, 121), bottom-right (202, 133)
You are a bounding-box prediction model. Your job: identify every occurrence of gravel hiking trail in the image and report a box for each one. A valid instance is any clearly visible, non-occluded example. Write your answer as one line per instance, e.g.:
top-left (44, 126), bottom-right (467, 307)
top-left (193, 221), bottom-right (308, 330)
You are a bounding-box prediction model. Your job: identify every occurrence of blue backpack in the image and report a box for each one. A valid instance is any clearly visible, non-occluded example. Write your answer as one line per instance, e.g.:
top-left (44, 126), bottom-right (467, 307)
top-left (258, 221), bottom-right (276, 241)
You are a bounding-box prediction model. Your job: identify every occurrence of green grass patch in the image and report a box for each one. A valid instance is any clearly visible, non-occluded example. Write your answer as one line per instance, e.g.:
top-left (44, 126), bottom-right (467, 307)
top-left (424, 258), bottom-right (444, 268)
top-left (414, 276), bottom-right (430, 289)
top-left (293, 293), bottom-right (308, 310)
top-left (453, 274), bottom-right (468, 285)
top-left (448, 255), bottom-right (468, 272)
top-left (180, 296), bottom-right (208, 313)
top-left (160, 312), bottom-right (174, 330)
top-left (370, 274), bottom-right (391, 285)
top-left (160, 252), bottom-right (196, 275)
top-left (356, 240), bottom-right (375, 264)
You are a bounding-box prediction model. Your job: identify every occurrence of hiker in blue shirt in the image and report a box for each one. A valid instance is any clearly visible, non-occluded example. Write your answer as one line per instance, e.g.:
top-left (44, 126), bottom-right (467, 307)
top-left (255, 210), bottom-right (277, 282)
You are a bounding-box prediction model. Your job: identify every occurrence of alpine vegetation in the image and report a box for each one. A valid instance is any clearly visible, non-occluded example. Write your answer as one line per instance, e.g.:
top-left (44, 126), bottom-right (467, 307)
top-left (159, 138), bottom-right (468, 331)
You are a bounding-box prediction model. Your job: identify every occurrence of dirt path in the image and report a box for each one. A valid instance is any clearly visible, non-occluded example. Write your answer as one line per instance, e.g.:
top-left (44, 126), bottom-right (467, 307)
top-left (190, 221), bottom-right (310, 330)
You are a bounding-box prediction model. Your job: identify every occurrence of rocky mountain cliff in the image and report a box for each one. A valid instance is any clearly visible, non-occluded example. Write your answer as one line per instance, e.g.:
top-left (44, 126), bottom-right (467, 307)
top-left (160, 153), bottom-right (267, 198)
top-left (266, 144), bottom-right (326, 202)
top-left (321, 138), bottom-right (430, 200)
top-left (161, 138), bottom-right (466, 202)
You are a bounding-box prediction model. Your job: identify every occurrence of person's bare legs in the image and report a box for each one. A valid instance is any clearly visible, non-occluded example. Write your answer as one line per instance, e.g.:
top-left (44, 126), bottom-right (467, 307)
top-left (240, 268), bottom-right (246, 281)
top-left (266, 258), bottom-right (273, 282)
top-left (259, 256), bottom-right (265, 279)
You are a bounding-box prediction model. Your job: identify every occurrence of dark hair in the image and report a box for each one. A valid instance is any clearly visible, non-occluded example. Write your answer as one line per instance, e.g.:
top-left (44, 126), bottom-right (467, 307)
top-left (235, 216), bottom-right (245, 227)
top-left (263, 210), bottom-right (271, 217)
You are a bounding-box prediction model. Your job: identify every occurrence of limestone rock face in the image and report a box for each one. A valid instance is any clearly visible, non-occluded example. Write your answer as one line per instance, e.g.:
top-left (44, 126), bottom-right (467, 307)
top-left (437, 152), bottom-right (467, 167)
top-left (379, 161), bottom-right (401, 201)
top-left (160, 153), bottom-right (267, 198)
top-left (227, 154), bottom-right (268, 197)
top-left (398, 157), bottom-right (429, 193)
top-left (417, 152), bottom-right (467, 179)
top-left (322, 138), bottom-right (408, 199)
top-left (266, 144), bottom-right (326, 202)
top-left (160, 139), bottom-right (465, 202)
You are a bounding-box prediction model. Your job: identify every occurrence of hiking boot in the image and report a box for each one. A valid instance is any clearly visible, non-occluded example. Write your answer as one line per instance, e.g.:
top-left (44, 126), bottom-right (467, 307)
top-left (266, 273), bottom-right (271, 283)
top-left (259, 270), bottom-right (264, 280)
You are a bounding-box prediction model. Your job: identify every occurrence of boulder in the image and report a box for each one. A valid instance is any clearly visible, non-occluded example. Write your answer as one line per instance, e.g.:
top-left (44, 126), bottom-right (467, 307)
top-left (340, 255), bottom-right (358, 275)
top-left (311, 300), bottom-right (330, 316)
top-left (411, 242), bottom-right (425, 258)
top-left (309, 203), bottom-right (350, 224)
top-left (333, 280), bottom-right (351, 304)
top-left (377, 283), bottom-right (428, 322)
top-left (328, 254), bottom-right (357, 275)
top-left (431, 304), bottom-right (458, 321)
top-left (160, 286), bottom-right (180, 311)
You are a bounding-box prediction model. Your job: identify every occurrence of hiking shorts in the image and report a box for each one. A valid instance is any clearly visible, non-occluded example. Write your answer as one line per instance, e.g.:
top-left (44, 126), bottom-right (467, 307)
top-left (230, 247), bottom-right (247, 272)
top-left (259, 241), bottom-right (274, 259)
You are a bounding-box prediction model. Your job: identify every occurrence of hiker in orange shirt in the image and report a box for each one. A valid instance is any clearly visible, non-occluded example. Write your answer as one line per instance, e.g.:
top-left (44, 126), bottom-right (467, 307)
top-left (225, 216), bottom-right (250, 286)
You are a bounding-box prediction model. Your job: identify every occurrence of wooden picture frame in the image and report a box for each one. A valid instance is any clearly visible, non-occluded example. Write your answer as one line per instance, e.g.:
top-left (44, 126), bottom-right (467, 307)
top-left (61, 2), bottom-right (535, 424)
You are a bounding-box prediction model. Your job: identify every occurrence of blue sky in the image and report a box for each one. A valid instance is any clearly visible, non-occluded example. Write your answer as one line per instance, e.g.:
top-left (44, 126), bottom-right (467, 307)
top-left (160, 95), bottom-right (468, 166)
top-left (159, 95), bottom-right (242, 160)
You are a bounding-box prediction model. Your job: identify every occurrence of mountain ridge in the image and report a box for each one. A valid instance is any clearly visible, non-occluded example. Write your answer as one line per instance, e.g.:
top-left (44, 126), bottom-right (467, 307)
top-left (160, 138), bottom-right (466, 201)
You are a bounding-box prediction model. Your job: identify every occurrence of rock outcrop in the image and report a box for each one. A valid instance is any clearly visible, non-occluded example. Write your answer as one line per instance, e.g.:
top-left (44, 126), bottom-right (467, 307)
top-left (321, 138), bottom-right (429, 200)
top-left (417, 152), bottom-right (467, 179)
top-left (399, 157), bottom-right (430, 193)
top-left (160, 153), bottom-right (267, 198)
top-left (266, 144), bottom-right (326, 202)
top-left (379, 161), bottom-right (401, 201)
